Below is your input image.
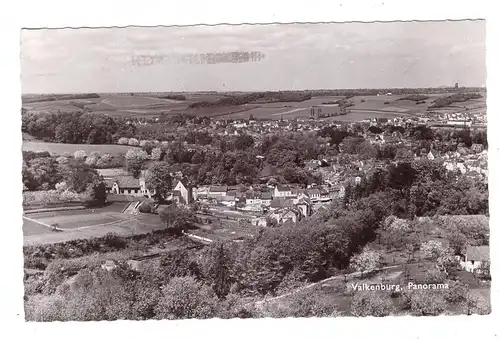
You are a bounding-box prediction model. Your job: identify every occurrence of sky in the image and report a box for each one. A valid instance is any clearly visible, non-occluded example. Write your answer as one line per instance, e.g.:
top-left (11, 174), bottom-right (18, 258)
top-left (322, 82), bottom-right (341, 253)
top-left (20, 20), bottom-right (486, 94)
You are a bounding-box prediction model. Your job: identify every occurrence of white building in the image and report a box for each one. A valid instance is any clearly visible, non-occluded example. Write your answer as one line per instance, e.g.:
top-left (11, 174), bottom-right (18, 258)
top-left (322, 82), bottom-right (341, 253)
top-left (460, 246), bottom-right (490, 273)
top-left (274, 185), bottom-right (293, 198)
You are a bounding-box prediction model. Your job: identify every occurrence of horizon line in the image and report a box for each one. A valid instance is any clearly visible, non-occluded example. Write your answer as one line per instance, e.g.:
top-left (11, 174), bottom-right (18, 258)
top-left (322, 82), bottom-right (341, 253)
top-left (22, 86), bottom-right (487, 96)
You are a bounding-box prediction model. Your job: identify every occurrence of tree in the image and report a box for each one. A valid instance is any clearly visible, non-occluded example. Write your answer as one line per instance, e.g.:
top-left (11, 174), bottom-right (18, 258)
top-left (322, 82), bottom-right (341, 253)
top-left (85, 175), bottom-right (107, 206)
top-left (125, 149), bottom-right (149, 178)
top-left (56, 156), bottom-right (68, 164)
top-left (408, 290), bottom-right (446, 316)
top-left (146, 162), bottom-right (172, 202)
top-left (234, 134), bottom-right (254, 150)
top-left (154, 276), bottom-right (218, 320)
top-left (350, 291), bottom-right (394, 317)
top-left (159, 204), bottom-right (196, 235)
top-left (150, 147), bottom-right (163, 161)
top-left (74, 150), bottom-right (86, 161)
top-left (128, 138), bottom-right (139, 146)
top-left (65, 163), bottom-right (101, 193)
top-left (205, 242), bottom-right (233, 298)
top-left (117, 137), bottom-right (129, 145)
top-left (101, 153), bottom-right (112, 163)
top-left (350, 247), bottom-right (382, 276)
top-left (85, 155), bottom-right (99, 167)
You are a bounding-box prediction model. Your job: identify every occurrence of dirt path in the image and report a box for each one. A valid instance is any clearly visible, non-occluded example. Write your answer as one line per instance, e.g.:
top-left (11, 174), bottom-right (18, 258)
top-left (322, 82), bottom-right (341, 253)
top-left (254, 265), bottom-right (401, 307)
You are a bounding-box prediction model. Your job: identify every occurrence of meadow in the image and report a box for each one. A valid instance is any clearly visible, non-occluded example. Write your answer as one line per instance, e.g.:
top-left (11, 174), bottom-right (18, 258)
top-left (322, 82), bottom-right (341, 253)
top-left (22, 141), bottom-right (137, 157)
top-left (22, 91), bottom-right (486, 122)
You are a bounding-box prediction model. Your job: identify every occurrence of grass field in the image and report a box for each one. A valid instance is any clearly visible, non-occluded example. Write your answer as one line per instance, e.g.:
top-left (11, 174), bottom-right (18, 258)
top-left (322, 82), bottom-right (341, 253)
top-left (23, 206), bottom-right (166, 246)
top-left (22, 92), bottom-right (487, 122)
top-left (22, 141), bottom-right (137, 156)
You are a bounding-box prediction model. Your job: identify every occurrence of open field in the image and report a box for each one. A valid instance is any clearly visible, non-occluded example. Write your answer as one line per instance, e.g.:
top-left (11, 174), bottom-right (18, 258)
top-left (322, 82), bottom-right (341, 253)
top-left (23, 210), bottom-right (166, 246)
top-left (22, 141), bottom-right (137, 156)
top-left (26, 211), bottom-right (126, 230)
top-left (22, 91), bottom-right (486, 122)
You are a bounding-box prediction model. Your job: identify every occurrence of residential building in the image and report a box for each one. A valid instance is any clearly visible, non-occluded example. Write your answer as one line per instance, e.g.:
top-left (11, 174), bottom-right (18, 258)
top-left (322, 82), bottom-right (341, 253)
top-left (274, 185), bottom-right (293, 197)
top-left (172, 178), bottom-right (193, 204)
top-left (460, 245), bottom-right (490, 273)
top-left (105, 175), bottom-right (155, 197)
top-left (208, 185), bottom-right (228, 197)
top-left (307, 188), bottom-right (321, 202)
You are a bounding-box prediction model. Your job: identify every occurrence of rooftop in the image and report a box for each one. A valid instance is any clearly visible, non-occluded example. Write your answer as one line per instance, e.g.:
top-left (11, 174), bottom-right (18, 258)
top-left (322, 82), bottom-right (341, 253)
top-left (466, 246), bottom-right (490, 262)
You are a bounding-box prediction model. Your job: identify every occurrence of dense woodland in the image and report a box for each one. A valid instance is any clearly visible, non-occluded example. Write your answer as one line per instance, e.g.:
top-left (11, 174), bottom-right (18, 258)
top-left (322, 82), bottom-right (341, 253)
top-left (188, 91), bottom-right (313, 108)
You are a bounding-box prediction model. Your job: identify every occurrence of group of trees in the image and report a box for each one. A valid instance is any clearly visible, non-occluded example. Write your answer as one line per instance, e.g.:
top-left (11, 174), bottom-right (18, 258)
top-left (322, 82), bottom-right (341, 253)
top-left (22, 112), bottom-right (135, 144)
top-left (22, 151), bottom-right (107, 206)
top-left (188, 91), bottom-right (312, 109)
top-left (343, 159), bottom-right (488, 219)
top-left (428, 93), bottom-right (483, 109)
top-left (125, 132), bottom-right (323, 187)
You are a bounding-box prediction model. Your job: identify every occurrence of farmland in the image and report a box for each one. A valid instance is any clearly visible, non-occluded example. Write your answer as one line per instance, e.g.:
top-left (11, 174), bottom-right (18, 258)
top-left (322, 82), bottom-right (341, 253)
top-left (22, 91), bottom-right (486, 122)
top-left (22, 141), bottom-right (136, 156)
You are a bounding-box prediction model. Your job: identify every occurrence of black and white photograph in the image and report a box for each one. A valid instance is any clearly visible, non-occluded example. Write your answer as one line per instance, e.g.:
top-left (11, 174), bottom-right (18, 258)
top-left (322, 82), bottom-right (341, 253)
top-left (20, 19), bottom-right (491, 321)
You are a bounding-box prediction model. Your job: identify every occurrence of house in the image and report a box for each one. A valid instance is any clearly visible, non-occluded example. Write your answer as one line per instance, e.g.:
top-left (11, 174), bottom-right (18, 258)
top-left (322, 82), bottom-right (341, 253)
top-left (208, 185), bottom-right (228, 197)
top-left (270, 197), bottom-right (294, 210)
top-left (217, 192), bottom-right (236, 207)
top-left (172, 178), bottom-right (193, 204)
top-left (427, 150), bottom-right (437, 161)
top-left (105, 175), bottom-right (154, 197)
top-left (261, 191), bottom-right (273, 206)
top-left (460, 245), bottom-right (490, 273)
top-left (307, 188), bottom-right (321, 202)
top-left (319, 189), bottom-right (331, 201)
top-left (245, 191), bottom-right (262, 206)
top-left (274, 185), bottom-right (293, 197)
top-left (329, 185), bottom-right (346, 199)
top-left (268, 207), bottom-right (301, 225)
top-left (295, 199), bottom-right (312, 217)
top-left (281, 208), bottom-right (301, 224)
